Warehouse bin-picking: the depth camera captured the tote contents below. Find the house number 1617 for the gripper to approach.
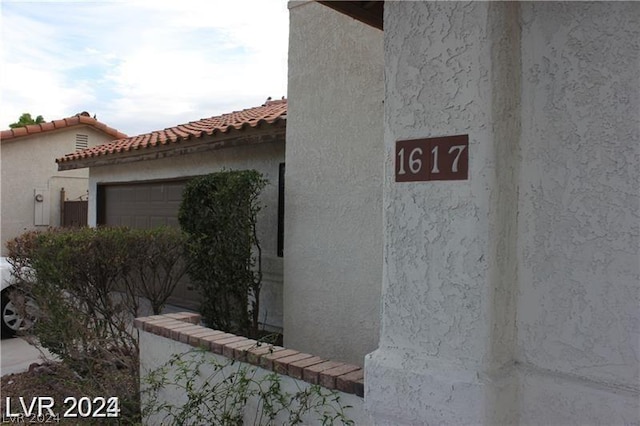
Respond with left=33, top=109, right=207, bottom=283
left=395, top=135, right=469, bottom=182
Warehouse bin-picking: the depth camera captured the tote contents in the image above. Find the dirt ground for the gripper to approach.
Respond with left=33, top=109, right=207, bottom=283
left=1, top=362, right=138, bottom=425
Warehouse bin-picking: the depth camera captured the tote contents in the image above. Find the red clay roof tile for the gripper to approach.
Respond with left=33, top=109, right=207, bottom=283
left=65, top=116, right=80, bottom=126
left=11, top=127, right=28, bottom=137
left=40, top=122, right=55, bottom=132
left=1, top=115, right=126, bottom=142
left=56, top=99, right=287, bottom=166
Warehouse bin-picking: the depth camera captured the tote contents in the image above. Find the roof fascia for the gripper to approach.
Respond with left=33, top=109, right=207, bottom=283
left=57, top=124, right=286, bottom=171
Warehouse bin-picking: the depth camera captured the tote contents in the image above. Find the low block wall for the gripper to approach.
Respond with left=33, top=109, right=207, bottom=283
left=135, top=313, right=367, bottom=425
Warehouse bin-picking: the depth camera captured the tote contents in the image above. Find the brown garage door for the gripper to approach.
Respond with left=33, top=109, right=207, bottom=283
left=98, top=180, right=187, bottom=228
left=97, top=179, right=198, bottom=310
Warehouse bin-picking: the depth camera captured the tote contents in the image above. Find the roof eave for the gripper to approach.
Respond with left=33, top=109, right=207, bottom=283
left=57, top=123, right=286, bottom=172
left=1, top=119, right=126, bottom=142
left=317, top=1, right=384, bottom=30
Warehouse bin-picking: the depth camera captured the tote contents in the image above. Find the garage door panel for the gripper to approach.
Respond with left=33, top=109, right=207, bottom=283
left=100, top=180, right=188, bottom=230
left=105, top=213, right=137, bottom=228
left=166, top=217, right=180, bottom=228
left=150, top=216, right=168, bottom=228
left=119, top=215, right=134, bottom=228
left=99, top=179, right=196, bottom=310
left=134, top=216, right=149, bottom=229
left=166, top=184, right=184, bottom=201
left=135, top=186, right=150, bottom=202
left=122, top=187, right=136, bottom=202
left=150, top=186, right=164, bottom=201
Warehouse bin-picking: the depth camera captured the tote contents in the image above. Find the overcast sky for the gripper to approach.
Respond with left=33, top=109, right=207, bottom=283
left=0, top=0, right=289, bottom=136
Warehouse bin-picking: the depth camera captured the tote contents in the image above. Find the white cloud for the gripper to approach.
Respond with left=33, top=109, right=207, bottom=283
left=0, top=0, right=288, bottom=135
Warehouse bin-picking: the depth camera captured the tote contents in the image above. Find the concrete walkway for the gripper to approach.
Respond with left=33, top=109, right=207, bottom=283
left=0, top=337, right=56, bottom=376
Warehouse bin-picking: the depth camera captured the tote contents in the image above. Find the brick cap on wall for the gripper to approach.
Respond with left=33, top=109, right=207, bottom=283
left=134, top=313, right=364, bottom=397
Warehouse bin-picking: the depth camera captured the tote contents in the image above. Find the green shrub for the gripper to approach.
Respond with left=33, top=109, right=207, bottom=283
left=178, top=170, right=267, bottom=338
left=122, top=227, right=190, bottom=316
left=7, top=227, right=140, bottom=421
left=9, top=228, right=130, bottom=361
left=6, top=226, right=190, bottom=424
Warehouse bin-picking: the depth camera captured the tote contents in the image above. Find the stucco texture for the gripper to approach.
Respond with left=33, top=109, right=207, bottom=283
left=367, top=3, right=521, bottom=424
left=1, top=126, right=113, bottom=255
left=138, top=330, right=368, bottom=425
left=379, top=0, right=520, bottom=366
left=366, top=1, right=639, bottom=424
left=284, top=1, right=384, bottom=366
left=517, top=1, right=640, bottom=419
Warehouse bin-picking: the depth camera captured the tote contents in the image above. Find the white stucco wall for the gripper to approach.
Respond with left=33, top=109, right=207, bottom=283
left=0, top=126, right=113, bottom=255
left=138, top=329, right=368, bottom=425
left=365, top=1, right=639, bottom=425
left=284, top=1, right=384, bottom=366
left=88, top=141, right=285, bottom=329
left=366, top=3, right=520, bottom=424
left=516, top=2, right=639, bottom=423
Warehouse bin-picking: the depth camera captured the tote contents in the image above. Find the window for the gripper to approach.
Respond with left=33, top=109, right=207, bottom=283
left=277, top=163, right=285, bottom=257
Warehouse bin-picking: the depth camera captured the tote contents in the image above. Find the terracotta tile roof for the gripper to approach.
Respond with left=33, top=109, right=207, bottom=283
left=56, top=99, right=287, bottom=166
left=1, top=114, right=127, bottom=142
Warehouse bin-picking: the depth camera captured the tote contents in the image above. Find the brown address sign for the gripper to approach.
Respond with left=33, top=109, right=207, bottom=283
left=395, top=135, right=469, bottom=182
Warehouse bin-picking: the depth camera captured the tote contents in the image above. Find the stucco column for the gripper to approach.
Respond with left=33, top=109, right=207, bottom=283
left=284, top=1, right=384, bottom=366
left=365, top=2, right=520, bottom=424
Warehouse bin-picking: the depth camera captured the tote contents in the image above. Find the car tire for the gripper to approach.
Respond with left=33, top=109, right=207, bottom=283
left=1, top=289, right=36, bottom=338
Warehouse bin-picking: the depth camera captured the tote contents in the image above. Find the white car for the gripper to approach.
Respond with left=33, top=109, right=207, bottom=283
left=1, top=257, right=36, bottom=337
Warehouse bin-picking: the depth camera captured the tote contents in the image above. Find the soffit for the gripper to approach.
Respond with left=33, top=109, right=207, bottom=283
left=317, top=1, right=384, bottom=30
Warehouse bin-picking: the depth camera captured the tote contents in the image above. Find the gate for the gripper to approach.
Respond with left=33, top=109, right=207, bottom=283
left=63, top=200, right=88, bottom=227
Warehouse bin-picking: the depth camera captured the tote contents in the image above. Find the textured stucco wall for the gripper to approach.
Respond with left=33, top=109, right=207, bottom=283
left=366, top=2, right=521, bottom=424
left=88, top=141, right=285, bottom=328
left=517, top=2, right=639, bottom=423
left=365, top=1, right=639, bottom=424
left=139, top=330, right=368, bottom=425
left=0, top=126, right=112, bottom=255
left=284, top=1, right=384, bottom=366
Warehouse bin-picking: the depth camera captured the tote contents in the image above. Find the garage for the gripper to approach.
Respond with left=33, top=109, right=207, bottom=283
left=96, top=178, right=198, bottom=309
left=97, top=179, right=189, bottom=228
left=57, top=99, right=287, bottom=328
